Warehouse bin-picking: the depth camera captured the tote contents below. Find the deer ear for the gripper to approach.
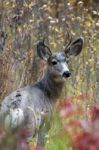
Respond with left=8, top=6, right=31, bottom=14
left=37, top=40, right=52, bottom=61
left=65, top=37, right=84, bottom=56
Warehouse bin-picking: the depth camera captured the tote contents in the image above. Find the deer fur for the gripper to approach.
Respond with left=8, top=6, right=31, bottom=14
left=0, top=37, right=84, bottom=146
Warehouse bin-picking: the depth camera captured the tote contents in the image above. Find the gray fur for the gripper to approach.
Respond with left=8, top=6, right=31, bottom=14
left=0, top=37, right=84, bottom=146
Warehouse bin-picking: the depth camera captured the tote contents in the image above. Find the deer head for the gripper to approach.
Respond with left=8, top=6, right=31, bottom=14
left=37, top=37, right=84, bottom=78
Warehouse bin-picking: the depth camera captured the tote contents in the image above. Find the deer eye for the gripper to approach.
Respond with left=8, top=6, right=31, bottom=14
left=52, top=60, right=57, bottom=65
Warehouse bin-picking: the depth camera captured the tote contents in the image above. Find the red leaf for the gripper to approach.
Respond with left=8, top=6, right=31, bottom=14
left=19, top=128, right=29, bottom=139
left=0, top=128, right=6, bottom=143
left=91, top=105, right=99, bottom=121
left=17, top=139, right=29, bottom=150
left=35, top=146, right=44, bottom=150
left=74, top=132, right=99, bottom=150
left=60, top=101, right=76, bottom=117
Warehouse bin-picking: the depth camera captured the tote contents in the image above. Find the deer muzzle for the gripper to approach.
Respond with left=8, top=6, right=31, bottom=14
left=62, top=71, right=71, bottom=78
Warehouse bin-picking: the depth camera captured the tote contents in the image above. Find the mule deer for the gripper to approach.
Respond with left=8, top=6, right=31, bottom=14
left=0, top=37, right=84, bottom=146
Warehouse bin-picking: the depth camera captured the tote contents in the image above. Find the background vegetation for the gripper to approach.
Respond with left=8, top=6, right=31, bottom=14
left=0, top=0, right=99, bottom=150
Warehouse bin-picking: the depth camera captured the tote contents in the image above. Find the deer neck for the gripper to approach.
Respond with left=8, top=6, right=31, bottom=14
left=38, top=69, right=65, bottom=100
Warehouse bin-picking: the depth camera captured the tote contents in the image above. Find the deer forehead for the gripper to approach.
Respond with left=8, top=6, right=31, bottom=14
left=50, top=52, right=66, bottom=61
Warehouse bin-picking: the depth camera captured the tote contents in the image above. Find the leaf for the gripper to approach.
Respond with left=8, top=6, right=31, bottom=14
left=60, top=101, right=77, bottom=118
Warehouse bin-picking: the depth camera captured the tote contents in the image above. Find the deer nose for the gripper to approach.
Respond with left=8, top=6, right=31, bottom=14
left=62, top=71, right=71, bottom=78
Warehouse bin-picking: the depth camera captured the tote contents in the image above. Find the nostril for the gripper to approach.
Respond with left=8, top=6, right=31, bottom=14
left=62, top=71, right=71, bottom=78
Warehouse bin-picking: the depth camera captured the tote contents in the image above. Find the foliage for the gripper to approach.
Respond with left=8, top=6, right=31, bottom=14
left=46, top=96, right=99, bottom=150
left=0, top=0, right=99, bottom=101
left=0, top=0, right=99, bottom=149
left=1, top=95, right=99, bottom=150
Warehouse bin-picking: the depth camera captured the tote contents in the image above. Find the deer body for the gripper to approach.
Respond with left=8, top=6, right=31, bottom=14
left=0, top=38, right=84, bottom=146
